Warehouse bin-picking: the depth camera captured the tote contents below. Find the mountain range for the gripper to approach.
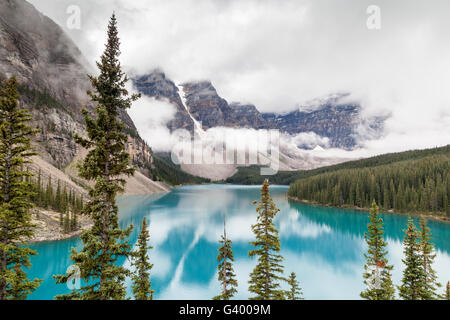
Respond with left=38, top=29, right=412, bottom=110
left=134, top=71, right=385, bottom=150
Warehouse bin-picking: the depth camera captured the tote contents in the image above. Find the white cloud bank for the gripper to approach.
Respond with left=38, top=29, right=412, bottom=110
left=29, top=0, right=450, bottom=156
left=127, top=95, right=178, bottom=151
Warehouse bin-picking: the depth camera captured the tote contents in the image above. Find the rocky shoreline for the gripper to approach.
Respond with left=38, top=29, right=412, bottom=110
left=27, top=208, right=92, bottom=243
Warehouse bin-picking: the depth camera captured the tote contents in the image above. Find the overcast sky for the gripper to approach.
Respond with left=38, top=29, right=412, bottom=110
left=28, top=0, right=450, bottom=153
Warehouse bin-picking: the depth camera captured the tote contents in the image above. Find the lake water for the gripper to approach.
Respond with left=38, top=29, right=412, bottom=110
left=27, top=185, right=450, bottom=300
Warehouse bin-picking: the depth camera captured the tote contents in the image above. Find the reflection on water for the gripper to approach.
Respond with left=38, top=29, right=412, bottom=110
left=27, top=185, right=450, bottom=300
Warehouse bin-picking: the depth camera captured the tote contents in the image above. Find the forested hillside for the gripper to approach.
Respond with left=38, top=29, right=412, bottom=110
left=288, top=149, right=449, bottom=217
left=152, top=153, right=210, bottom=185
left=226, top=145, right=449, bottom=186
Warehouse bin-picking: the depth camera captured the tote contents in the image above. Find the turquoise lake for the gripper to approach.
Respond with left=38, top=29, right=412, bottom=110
left=26, top=185, right=450, bottom=300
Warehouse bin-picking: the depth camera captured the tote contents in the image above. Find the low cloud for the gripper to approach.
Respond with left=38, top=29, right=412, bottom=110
left=29, top=0, right=450, bottom=157
left=127, top=95, right=177, bottom=151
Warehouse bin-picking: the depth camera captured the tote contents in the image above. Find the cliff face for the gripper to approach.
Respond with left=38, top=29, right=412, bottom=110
left=0, top=0, right=158, bottom=191
left=134, top=70, right=384, bottom=150
left=0, top=0, right=88, bottom=108
left=182, top=81, right=236, bottom=129
left=133, top=72, right=194, bottom=131
left=262, top=105, right=361, bottom=149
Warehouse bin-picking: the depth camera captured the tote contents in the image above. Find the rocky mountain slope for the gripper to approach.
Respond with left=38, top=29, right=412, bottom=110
left=0, top=0, right=168, bottom=196
left=182, top=81, right=237, bottom=128
left=229, top=102, right=268, bottom=129
left=133, top=71, right=194, bottom=132
left=262, top=105, right=360, bottom=149
left=134, top=70, right=385, bottom=150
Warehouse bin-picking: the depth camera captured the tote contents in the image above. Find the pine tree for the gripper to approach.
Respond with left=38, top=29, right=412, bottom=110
left=131, top=218, right=154, bottom=300
left=36, top=169, right=42, bottom=206
left=0, top=76, right=41, bottom=299
left=383, top=187, right=390, bottom=210
left=59, top=210, right=63, bottom=228
left=248, top=179, right=285, bottom=300
left=54, top=14, right=140, bottom=300
left=68, top=189, right=73, bottom=208
left=63, top=210, right=70, bottom=234
left=355, top=182, right=361, bottom=207
left=55, top=180, right=61, bottom=212
left=389, top=179, right=396, bottom=209
left=213, top=214, right=238, bottom=300
left=445, top=281, right=450, bottom=300
left=71, top=209, right=77, bottom=232
left=398, top=218, right=425, bottom=300
left=45, top=176, right=52, bottom=209
left=418, top=217, right=440, bottom=299
left=79, top=195, right=84, bottom=213
left=62, top=184, right=68, bottom=213
left=286, top=272, right=303, bottom=300
left=360, top=201, right=395, bottom=300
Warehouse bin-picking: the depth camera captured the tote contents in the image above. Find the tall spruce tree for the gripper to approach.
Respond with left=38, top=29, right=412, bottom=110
left=418, top=217, right=440, bottom=299
left=213, top=214, right=238, bottom=300
left=0, top=76, right=41, bottom=300
left=286, top=272, right=303, bottom=300
left=248, top=179, right=285, bottom=300
left=398, top=218, right=425, bottom=300
left=54, top=14, right=139, bottom=300
left=360, top=201, right=395, bottom=300
left=131, top=218, right=154, bottom=300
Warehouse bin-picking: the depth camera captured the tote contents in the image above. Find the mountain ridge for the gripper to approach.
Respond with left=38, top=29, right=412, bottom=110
left=133, top=70, right=385, bottom=150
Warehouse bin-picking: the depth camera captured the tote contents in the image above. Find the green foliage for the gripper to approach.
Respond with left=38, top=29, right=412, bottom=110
left=18, top=85, right=69, bottom=114
left=225, top=145, right=449, bottom=185
left=286, top=272, right=303, bottom=300
left=0, top=76, right=41, bottom=299
left=248, top=179, right=285, bottom=300
left=288, top=153, right=449, bottom=216
left=29, top=171, right=83, bottom=233
left=224, top=165, right=300, bottom=185
left=123, top=126, right=141, bottom=140
left=152, top=153, right=209, bottom=185
left=418, top=217, right=440, bottom=299
left=360, top=201, right=395, bottom=300
left=445, top=281, right=450, bottom=300
left=131, top=218, right=154, bottom=300
left=54, top=14, right=139, bottom=300
left=213, top=217, right=238, bottom=300
left=398, top=218, right=426, bottom=300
